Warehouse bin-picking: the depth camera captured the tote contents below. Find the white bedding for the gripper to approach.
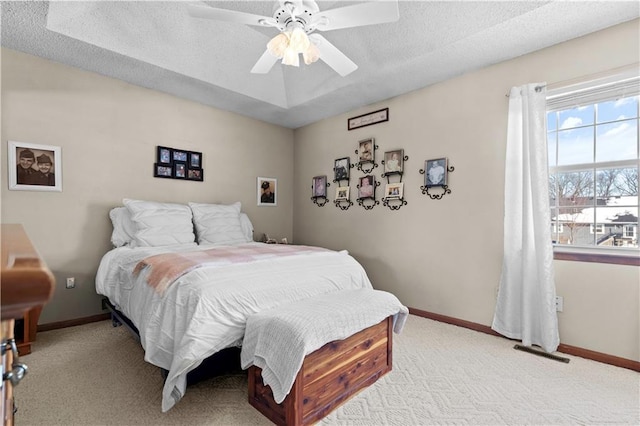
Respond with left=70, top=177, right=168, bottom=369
left=95, top=242, right=374, bottom=412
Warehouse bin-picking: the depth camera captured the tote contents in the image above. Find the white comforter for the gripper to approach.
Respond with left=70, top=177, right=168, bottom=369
left=95, top=242, right=373, bottom=412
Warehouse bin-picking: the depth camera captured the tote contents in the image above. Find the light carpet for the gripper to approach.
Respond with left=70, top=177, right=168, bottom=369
left=15, top=315, right=639, bottom=425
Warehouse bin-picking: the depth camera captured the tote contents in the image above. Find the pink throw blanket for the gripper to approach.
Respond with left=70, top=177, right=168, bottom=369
left=133, top=244, right=330, bottom=295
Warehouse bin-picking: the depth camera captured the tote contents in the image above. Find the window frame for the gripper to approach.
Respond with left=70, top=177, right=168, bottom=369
left=546, top=70, right=639, bottom=266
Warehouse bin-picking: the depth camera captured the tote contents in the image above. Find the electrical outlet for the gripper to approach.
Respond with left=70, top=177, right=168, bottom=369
left=66, top=277, right=75, bottom=289
left=555, top=296, right=564, bottom=312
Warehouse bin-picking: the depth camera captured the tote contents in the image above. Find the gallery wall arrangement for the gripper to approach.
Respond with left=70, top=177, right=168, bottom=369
left=154, top=145, right=203, bottom=181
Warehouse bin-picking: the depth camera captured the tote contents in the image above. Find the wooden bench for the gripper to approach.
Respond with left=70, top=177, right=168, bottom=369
left=248, top=316, right=393, bottom=426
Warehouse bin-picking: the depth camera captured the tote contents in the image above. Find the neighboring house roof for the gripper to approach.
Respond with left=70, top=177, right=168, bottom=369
left=554, top=196, right=638, bottom=224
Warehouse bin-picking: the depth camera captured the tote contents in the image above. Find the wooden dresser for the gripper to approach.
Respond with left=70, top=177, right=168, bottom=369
left=1, top=224, right=54, bottom=425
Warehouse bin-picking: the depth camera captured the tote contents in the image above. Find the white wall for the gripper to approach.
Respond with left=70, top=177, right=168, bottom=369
left=293, top=20, right=640, bottom=362
left=1, top=48, right=295, bottom=323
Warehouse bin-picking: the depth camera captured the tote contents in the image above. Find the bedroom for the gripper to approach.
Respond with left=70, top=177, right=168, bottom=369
left=0, top=0, right=638, bottom=424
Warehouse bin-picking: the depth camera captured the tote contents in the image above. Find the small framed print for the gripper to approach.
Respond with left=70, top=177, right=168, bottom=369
left=334, top=157, right=350, bottom=181
left=8, top=141, right=62, bottom=192
left=336, top=186, right=350, bottom=201
left=189, top=151, right=202, bottom=168
left=348, top=108, right=389, bottom=131
left=173, top=150, right=188, bottom=163
left=358, top=138, right=374, bottom=163
left=154, top=163, right=173, bottom=178
left=174, top=162, right=187, bottom=178
left=312, top=175, right=327, bottom=198
left=157, top=146, right=172, bottom=165
left=385, top=182, right=404, bottom=199
left=258, top=177, right=277, bottom=206
left=384, top=149, right=404, bottom=174
left=358, top=175, right=375, bottom=199
left=425, top=158, right=448, bottom=187
left=187, top=168, right=203, bottom=181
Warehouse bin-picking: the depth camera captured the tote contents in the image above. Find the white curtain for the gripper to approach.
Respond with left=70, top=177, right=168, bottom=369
left=491, top=83, right=559, bottom=353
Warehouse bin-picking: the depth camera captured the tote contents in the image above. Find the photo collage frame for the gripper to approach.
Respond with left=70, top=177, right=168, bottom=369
left=154, top=146, right=203, bottom=181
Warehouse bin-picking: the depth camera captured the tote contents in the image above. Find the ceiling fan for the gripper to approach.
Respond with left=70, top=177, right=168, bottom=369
left=187, top=0, right=400, bottom=77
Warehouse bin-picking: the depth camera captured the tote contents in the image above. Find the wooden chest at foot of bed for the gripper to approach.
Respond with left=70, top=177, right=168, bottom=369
left=248, top=316, right=393, bottom=426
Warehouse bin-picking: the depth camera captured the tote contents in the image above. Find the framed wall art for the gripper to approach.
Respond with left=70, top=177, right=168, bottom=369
left=384, top=149, right=404, bottom=174
left=358, top=175, right=375, bottom=199
left=334, top=157, right=350, bottom=181
left=385, top=182, right=404, bottom=199
left=154, top=145, right=203, bottom=181
left=358, top=138, right=374, bottom=163
left=425, top=158, right=448, bottom=187
left=8, top=140, right=62, bottom=192
left=312, top=175, right=327, bottom=198
left=348, top=108, right=389, bottom=131
left=336, top=186, right=350, bottom=201
left=258, top=177, right=277, bottom=206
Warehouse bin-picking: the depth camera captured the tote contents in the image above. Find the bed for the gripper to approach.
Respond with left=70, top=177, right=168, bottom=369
left=95, top=199, right=379, bottom=412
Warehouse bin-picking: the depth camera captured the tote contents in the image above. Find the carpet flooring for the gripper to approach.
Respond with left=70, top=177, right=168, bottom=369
left=14, top=315, right=639, bottom=425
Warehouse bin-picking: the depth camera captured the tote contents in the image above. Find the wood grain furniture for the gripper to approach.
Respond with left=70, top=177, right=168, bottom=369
left=248, top=316, right=393, bottom=426
left=1, top=224, right=55, bottom=425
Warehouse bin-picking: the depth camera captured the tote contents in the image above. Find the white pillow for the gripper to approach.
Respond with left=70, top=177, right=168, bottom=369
left=123, top=199, right=195, bottom=247
left=240, top=213, right=254, bottom=242
left=109, top=207, right=137, bottom=247
left=189, top=202, right=250, bottom=246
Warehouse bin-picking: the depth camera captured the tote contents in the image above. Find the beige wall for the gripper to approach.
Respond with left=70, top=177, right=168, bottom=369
left=1, top=48, right=294, bottom=323
left=293, top=20, right=640, bottom=362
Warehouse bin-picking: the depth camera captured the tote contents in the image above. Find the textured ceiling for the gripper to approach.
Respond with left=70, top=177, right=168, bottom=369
left=2, top=1, right=639, bottom=129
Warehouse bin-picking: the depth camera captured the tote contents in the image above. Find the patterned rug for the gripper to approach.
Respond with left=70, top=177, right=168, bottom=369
left=16, top=315, right=639, bottom=425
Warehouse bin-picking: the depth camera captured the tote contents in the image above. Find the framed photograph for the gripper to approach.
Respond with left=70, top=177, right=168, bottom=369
left=157, top=146, right=172, bottom=165
left=258, top=177, right=277, bottom=206
left=385, top=182, right=404, bottom=199
left=312, top=175, right=327, bottom=198
left=8, top=141, right=62, bottom=192
left=187, top=168, right=203, bottom=181
left=336, top=186, right=350, bottom=201
left=154, top=163, right=173, bottom=178
left=189, top=151, right=202, bottom=168
left=358, top=175, right=375, bottom=199
left=425, top=158, right=448, bottom=187
left=358, top=138, right=374, bottom=163
left=173, top=150, right=188, bottom=162
left=334, top=157, right=350, bottom=181
left=174, top=162, right=187, bottom=179
left=384, top=149, right=404, bottom=174
left=348, top=108, right=389, bottom=131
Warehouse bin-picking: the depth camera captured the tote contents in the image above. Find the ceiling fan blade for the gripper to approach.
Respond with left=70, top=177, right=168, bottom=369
left=309, top=34, right=357, bottom=77
left=313, top=0, right=399, bottom=32
left=187, top=4, right=276, bottom=27
left=250, top=50, right=279, bottom=74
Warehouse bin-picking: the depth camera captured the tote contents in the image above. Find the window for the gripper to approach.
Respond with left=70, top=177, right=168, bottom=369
left=547, top=71, right=639, bottom=255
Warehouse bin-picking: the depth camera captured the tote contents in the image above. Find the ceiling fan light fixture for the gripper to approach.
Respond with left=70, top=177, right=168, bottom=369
left=303, top=42, right=320, bottom=65
left=282, top=46, right=300, bottom=67
left=288, top=27, right=310, bottom=53
left=267, top=32, right=289, bottom=58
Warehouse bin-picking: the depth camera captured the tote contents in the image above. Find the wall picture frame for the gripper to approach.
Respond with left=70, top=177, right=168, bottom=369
left=154, top=163, right=173, bottom=178
left=334, top=157, right=350, bottom=181
left=336, top=186, right=350, bottom=201
left=189, top=151, right=202, bottom=168
left=174, top=162, right=187, bottom=179
left=187, top=168, right=203, bottom=181
left=358, top=175, right=375, bottom=199
left=384, top=149, right=404, bottom=174
left=425, top=158, right=448, bottom=187
left=358, top=138, right=374, bottom=163
left=173, top=150, right=188, bottom=162
left=312, top=175, right=327, bottom=198
left=385, top=182, right=404, bottom=199
left=157, top=146, right=172, bottom=165
left=258, top=177, right=277, bottom=206
left=348, top=108, right=389, bottom=131
left=8, top=140, right=62, bottom=192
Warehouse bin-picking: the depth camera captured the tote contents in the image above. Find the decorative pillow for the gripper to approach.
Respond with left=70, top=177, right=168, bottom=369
left=123, top=199, right=195, bottom=247
left=109, top=207, right=137, bottom=247
left=189, top=202, right=250, bottom=246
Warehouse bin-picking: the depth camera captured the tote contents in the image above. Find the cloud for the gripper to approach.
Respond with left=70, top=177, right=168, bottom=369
left=602, top=122, right=631, bottom=138
left=560, top=116, right=583, bottom=129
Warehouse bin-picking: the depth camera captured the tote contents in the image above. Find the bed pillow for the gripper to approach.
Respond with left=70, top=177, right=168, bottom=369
left=240, top=213, right=254, bottom=242
left=123, top=198, right=196, bottom=247
left=189, top=202, right=250, bottom=246
left=109, top=207, right=137, bottom=247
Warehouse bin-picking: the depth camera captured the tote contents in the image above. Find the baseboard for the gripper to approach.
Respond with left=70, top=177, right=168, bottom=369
left=37, top=313, right=111, bottom=332
left=408, top=307, right=640, bottom=373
